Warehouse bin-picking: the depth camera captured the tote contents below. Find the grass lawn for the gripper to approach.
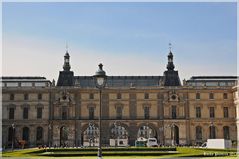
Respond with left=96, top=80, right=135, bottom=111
left=2, top=147, right=238, bottom=158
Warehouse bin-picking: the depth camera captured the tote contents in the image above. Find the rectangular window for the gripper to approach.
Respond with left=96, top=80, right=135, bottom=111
left=209, top=107, right=215, bottom=118
left=23, top=107, right=29, bottom=119
left=116, top=107, right=122, bottom=119
left=144, top=93, right=149, bottom=99
left=223, top=107, right=229, bottom=118
left=144, top=107, right=150, bottom=119
left=89, top=93, right=94, bottom=99
left=10, top=94, right=14, bottom=100
left=9, top=108, right=14, bottom=119
left=196, top=107, right=201, bottom=118
left=89, top=107, right=94, bottom=119
left=196, top=93, right=200, bottom=100
left=223, top=93, right=228, bottom=99
left=172, top=106, right=177, bottom=119
left=38, top=93, right=42, bottom=100
left=209, top=93, right=214, bottom=100
left=24, top=94, right=29, bottom=100
left=37, top=108, right=42, bottom=119
left=62, top=107, right=67, bottom=120
left=117, top=93, right=122, bottom=99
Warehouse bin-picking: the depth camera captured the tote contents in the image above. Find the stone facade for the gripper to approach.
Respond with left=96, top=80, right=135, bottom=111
left=2, top=51, right=238, bottom=148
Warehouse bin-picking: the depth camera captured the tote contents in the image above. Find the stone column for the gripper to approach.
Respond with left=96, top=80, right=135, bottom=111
left=29, top=125, right=35, bottom=147
left=128, top=122, right=138, bottom=146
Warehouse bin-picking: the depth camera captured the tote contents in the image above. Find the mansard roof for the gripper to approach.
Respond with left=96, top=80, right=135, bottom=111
left=189, top=76, right=237, bottom=80
left=186, top=76, right=238, bottom=87
left=74, top=76, right=162, bottom=88
left=2, top=76, right=46, bottom=80
left=1, top=76, right=48, bottom=82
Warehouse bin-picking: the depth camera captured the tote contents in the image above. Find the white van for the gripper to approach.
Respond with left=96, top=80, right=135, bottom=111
left=146, top=138, right=158, bottom=147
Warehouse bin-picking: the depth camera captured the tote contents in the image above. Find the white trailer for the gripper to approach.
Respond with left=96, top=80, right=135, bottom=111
left=109, top=139, right=128, bottom=147
left=146, top=138, right=158, bottom=147
left=206, top=139, right=232, bottom=149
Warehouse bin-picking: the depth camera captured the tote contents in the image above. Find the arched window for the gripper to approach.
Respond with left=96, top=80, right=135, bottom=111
left=196, top=126, right=202, bottom=140
left=60, top=126, right=68, bottom=146
left=223, top=126, right=230, bottom=139
left=209, top=126, right=216, bottom=139
left=60, top=126, right=68, bottom=141
left=22, top=127, right=29, bottom=141
left=138, top=125, right=155, bottom=139
left=36, top=127, right=43, bottom=141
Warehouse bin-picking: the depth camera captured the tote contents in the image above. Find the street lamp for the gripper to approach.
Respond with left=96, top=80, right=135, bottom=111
left=94, top=63, right=107, bottom=159
left=11, top=123, right=15, bottom=151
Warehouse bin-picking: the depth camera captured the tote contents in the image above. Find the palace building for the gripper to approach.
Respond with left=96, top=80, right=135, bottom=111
left=2, top=49, right=238, bottom=148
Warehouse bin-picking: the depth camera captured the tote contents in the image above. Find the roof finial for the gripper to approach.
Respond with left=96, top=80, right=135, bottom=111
left=169, top=42, right=172, bottom=52
left=66, top=41, right=68, bottom=53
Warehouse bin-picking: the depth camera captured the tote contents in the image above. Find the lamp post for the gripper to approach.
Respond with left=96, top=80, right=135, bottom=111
left=94, top=63, right=107, bottom=159
left=171, top=124, right=175, bottom=146
left=11, top=123, right=15, bottom=151
left=48, top=124, right=52, bottom=149
left=159, top=127, right=164, bottom=146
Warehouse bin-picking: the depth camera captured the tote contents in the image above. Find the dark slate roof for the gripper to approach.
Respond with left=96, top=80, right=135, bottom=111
left=2, top=76, right=46, bottom=79
left=1, top=76, right=50, bottom=82
left=74, top=76, right=162, bottom=88
left=162, top=70, right=181, bottom=86
left=56, top=71, right=74, bottom=86
left=189, top=76, right=238, bottom=80
left=186, top=76, right=238, bottom=87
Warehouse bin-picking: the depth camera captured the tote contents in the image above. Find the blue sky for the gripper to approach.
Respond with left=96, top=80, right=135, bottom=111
left=2, top=2, right=237, bottom=81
